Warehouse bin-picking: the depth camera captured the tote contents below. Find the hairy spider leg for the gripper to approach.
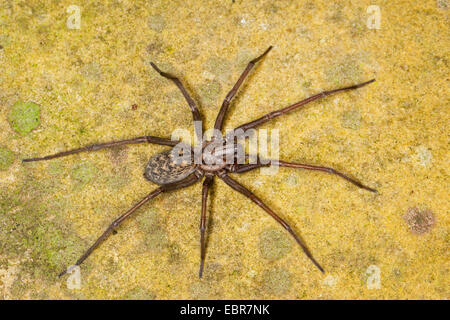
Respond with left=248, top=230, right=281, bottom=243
left=218, top=173, right=324, bottom=273
left=150, top=62, right=203, bottom=142
left=231, top=159, right=377, bottom=193
left=58, top=173, right=202, bottom=277
left=214, top=46, right=272, bottom=131
left=233, top=79, right=375, bottom=133
left=22, top=136, right=178, bottom=162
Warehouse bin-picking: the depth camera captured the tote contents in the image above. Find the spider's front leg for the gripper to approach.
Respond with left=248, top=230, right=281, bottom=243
left=214, top=46, right=272, bottom=131
left=233, top=79, right=375, bottom=134
left=149, top=62, right=203, bottom=141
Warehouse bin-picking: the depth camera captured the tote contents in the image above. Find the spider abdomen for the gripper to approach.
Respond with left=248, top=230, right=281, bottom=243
left=144, top=149, right=196, bottom=185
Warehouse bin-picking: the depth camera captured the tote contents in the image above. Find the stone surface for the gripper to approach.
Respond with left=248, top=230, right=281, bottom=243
left=0, top=0, right=447, bottom=299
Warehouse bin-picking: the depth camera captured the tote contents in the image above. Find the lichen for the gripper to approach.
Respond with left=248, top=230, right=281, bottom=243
left=404, top=207, right=436, bottom=235
left=325, top=57, right=362, bottom=85
left=199, top=80, right=222, bottom=107
left=71, top=162, right=97, bottom=189
left=136, top=209, right=169, bottom=251
left=190, top=281, right=212, bottom=300
left=261, top=267, right=292, bottom=295
left=81, top=62, right=102, bottom=81
left=124, top=287, right=156, bottom=300
left=341, top=109, right=362, bottom=130
left=259, top=228, right=292, bottom=261
left=147, top=15, right=166, bottom=33
left=205, top=56, right=232, bottom=81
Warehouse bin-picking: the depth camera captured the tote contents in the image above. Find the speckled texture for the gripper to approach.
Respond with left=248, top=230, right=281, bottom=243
left=0, top=0, right=448, bottom=299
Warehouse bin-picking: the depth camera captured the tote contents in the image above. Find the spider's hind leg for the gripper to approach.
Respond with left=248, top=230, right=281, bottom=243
left=218, top=173, right=325, bottom=273
left=199, top=176, right=213, bottom=278
left=231, top=158, right=377, bottom=193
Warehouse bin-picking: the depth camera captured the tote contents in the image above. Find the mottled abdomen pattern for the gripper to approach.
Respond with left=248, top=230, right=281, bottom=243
left=144, top=149, right=196, bottom=185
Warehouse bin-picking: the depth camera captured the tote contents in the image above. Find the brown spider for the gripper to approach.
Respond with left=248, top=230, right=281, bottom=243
left=23, top=46, right=376, bottom=278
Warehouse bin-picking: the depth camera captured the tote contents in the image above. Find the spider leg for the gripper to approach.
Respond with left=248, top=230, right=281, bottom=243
left=234, top=79, right=375, bottom=133
left=150, top=62, right=203, bottom=141
left=218, top=172, right=324, bottom=273
left=22, top=136, right=178, bottom=162
left=230, top=159, right=377, bottom=193
left=199, top=176, right=213, bottom=278
left=58, top=187, right=163, bottom=277
left=214, top=46, right=272, bottom=131
left=58, top=172, right=203, bottom=277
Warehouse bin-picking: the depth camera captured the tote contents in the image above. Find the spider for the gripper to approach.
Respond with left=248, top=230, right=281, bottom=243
left=23, top=46, right=376, bottom=278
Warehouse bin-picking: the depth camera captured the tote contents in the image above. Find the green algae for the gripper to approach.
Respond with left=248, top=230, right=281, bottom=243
left=8, top=101, right=41, bottom=135
left=0, top=146, right=15, bottom=170
left=0, top=183, right=84, bottom=282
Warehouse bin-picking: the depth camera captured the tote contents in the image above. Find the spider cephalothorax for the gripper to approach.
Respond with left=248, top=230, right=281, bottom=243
left=23, top=46, right=376, bottom=278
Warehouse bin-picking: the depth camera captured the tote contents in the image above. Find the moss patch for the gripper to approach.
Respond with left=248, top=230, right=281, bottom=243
left=8, top=101, right=41, bottom=135
left=0, top=146, right=15, bottom=170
